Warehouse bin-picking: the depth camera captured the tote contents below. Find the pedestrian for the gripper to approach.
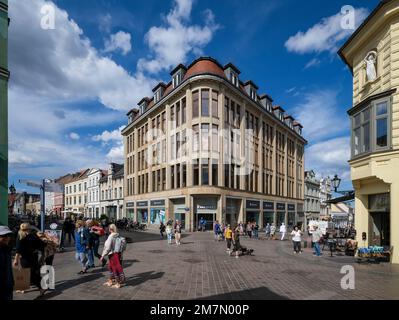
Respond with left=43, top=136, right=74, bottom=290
left=279, top=223, right=286, bottom=241
left=224, top=224, right=233, bottom=254
left=166, top=222, right=173, bottom=245
left=85, top=220, right=96, bottom=269
left=66, top=218, right=75, bottom=245
left=199, top=217, right=206, bottom=232
left=246, top=222, right=252, bottom=238
left=254, top=223, right=259, bottom=239
left=239, top=223, right=244, bottom=236
left=213, top=220, right=220, bottom=241
left=36, top=231, right=58, bottom=266
left=174, top=220, right=182, bottom=245
left=270, top=223, right=276, bottom=240
left=312, top=225, right=323, bottom=257
left=100, top=224, right=125, bottom=289
left=89, top=220, right=107, bottom=268
left=265, top=223, right=271, bottom=240
left=75, top=220, right=89, bottom=274
left=159, top=222, right=166, bottom=239
left=13, top=223, right=46, bottom=296
left=232, top=225, right=241, bottom=258
left=290, top=226, right=303, bottom=254
left=0, top=226, right=14, bottom=301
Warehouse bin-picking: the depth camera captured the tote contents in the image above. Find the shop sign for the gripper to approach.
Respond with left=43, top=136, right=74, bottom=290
left=246, top=200, right=260, bottom=210
left=126, top=202, right=134, bottom=208
left=197, top=204, right=217, bottom=210
left=137, top=201, right=148, bottom=207
left=288, top=204, right=295, bottom=211
left=277, top=203, right=286, bottom=211
left=263, top=201, right=274, bottom=210
left=151, top=200, right=165, bottom=207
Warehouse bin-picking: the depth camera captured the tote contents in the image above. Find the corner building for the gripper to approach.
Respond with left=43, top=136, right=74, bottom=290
left=122, top=57, right=307, bottom=231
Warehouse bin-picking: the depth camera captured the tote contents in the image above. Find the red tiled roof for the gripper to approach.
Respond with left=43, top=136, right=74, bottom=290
left=183, top=58, right=226, bottom=81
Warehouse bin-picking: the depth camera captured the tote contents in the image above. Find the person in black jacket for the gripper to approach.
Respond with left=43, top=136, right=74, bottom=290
left=0, top=226, right=14, bottom=301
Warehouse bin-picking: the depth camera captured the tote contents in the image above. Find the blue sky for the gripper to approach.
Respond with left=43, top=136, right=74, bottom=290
left=8, top=0, right=380, bottom=194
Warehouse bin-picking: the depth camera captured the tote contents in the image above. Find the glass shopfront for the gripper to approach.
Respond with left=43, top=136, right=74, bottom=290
left=287, top=204, right=296, bottom=230
left=263, top=201, right=274, bottom=228
left=226, top=198, right=241, bottom=226
left=194, top=197, right=218, bottom=231
left=246, top=200, right=260, bottom=225
left=137, top=201, right=148, bottom=224
left=172, top=198, right=187, bottom=230
left=369, top=193, right=390, bottom=246
left=276, top=203, right=286, bottom=227
left=150, top=200, right=166, bottom=225
left=126, top=202, right=134, bottom=220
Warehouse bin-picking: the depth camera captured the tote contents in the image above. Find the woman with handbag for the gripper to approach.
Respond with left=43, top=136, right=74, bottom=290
left=13, top=223, right=46, bottom=296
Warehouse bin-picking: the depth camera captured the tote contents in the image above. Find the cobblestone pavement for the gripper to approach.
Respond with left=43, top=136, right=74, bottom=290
left=14, top=231, right=399, bottom=300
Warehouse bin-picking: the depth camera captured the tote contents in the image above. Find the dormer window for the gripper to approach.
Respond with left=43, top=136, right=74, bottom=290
left=250, top=88, right=257, bottom=101
left=170, top=64, right=187, bottom=89
left=230, top=72, right=239, bottom=87
left=244, top=81, right=258, bottom=101
left=173, top=73, right=182, bottom=88
left=154, top=89, right=162, bottom=103
left=224, top=63, right=241, bottom=88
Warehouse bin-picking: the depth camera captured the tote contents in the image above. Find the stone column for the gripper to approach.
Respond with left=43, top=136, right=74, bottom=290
left=390, top=182, right=399, bottom=263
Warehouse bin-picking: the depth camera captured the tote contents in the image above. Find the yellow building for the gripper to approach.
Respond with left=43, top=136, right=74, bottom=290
left=339, top=0, right=399, bottom=263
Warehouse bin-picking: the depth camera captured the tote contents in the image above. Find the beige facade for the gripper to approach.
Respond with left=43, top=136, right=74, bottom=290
left=339, top=0, right=399, bottom=263
left=64, top=169, right=90, bottom=216
left=99, top=163, right=124, bottom=220
left=122, top=57, right=306, bottom=231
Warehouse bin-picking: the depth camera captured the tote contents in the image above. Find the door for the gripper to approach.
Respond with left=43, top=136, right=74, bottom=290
left=370, top=212, right=390, bottom=246
left=197, top=214, right=215, bottom=231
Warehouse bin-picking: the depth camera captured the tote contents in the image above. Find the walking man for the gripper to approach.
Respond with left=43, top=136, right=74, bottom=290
left=312, top=225, right=323, bottom=257
left=280, top=223, right=286, bottom=241
left=265, top=223, right=271, bottom=240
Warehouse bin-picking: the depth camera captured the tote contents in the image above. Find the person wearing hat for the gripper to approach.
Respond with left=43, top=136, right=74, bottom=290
left=0, top=226, right=14, bottom=300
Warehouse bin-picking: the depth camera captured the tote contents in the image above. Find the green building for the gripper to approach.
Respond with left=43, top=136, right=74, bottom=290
left=0, top=0, right=8, bottom=226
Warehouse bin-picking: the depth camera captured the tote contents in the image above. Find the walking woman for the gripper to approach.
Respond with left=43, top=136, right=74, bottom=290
left=224, top=224, right=233, bottom=254
left=166, top=222, right=173, bottom=245
left=174, top=220, right=182, bottom=245
left=160, top=222, right=166, bottom=239
left=75, top=220, right=89, bottom=274
left=101, top=224, right=125, bottom=289
left=290, top=226, right=303, bottom=254
left=13, top=223, right=46, bottom=296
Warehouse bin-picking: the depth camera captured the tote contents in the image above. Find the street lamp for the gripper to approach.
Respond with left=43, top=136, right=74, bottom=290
left=331, top=175, right=341, bottom=193
left=9, top=183, right=16, bottom=194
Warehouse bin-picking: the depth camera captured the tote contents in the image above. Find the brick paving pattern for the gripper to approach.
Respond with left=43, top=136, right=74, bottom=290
left=14, top=231, right=399, bottom=300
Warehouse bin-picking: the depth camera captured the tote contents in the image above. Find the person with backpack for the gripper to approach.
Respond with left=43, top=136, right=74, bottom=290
left=100, top=224, right=126, bottom=289
left=174, top=220, right=182, bottom=245
left=159, top=222, right=166, bottom=239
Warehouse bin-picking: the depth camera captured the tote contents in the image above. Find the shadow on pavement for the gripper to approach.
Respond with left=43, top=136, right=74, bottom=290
left=125, top=271, right=164, bottom=287
left=197, top=287, right=289, bottom=300
left=35, top=273, right=104, bottom=300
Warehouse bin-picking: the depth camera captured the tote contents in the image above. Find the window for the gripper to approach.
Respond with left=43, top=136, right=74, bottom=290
left=201, top=89, right=210, bottom=117
left=182, top=98, right=186, bottom=124
left=201, top=124, right=209, bottom=152
left=182, top=163, right=187, bottom=187
left=193, top=125, right=199, bottom=153
left=212, top=125, right=218, bottom=152
left=351, top=98, right=390, bottom=157
left=193, top=91, right=199, bottom=118
left=170, top=106, right=175, bottom=127
left=162, top=112, right=166, bottom=134
left=224, top=97, right=229, bottom=124
left=230, top=72, right=238, bottom=87
left=176, top=101, right=180, bottom=127
left=202, top=159, right=209, bottom=185
left=193, top=160, right=199, bottom=186
left=212, top=91, right=218, bottom=118
left=173, top=73, right=182, bottom=88
left=171, top=166, right=175, bottom=189
left=376, top=101, right=388, bottom=148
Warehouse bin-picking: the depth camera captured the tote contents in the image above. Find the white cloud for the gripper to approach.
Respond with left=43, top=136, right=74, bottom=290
left=106, top=143, right=124, bottom=163
left=138, top=0, right=219, bottom=74
left=285, top=8, right=369, bottom=54
left=305, top=137, right=351, bottom=182
left=69, top=132, right=80, bottom=140
left=286, top=87, right=297, bottom=94
left=9, top=0, right=154, bottom=111
left=104, top=31, right=132, bottom=55
left=99, top=13, right=112, bottom=33
left=92, top=126, right=124, bottom=143
left=292, top=90, right=348, bottom=142
left=304, top=58, right=321, bottom=69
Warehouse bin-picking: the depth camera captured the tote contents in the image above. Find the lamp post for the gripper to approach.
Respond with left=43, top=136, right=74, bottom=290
left=331, top=174, right=341, bottom=193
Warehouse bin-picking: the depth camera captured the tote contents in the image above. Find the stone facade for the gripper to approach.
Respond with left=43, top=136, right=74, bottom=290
left=64, top=169, right=90, bottom=216
left=122, top=57, right=307, bottom=231
left=99, top=163, right=124, bottom=220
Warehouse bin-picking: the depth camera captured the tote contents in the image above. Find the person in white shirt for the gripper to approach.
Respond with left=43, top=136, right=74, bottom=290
left=290, top=226, right=303, bottom=254
left=279, top=223, right=286, bottom=241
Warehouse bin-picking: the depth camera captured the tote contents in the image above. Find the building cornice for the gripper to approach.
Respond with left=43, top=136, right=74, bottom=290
left=347, top=88, right=396, bottom=115
left=122, top=73, right=307, bottom=144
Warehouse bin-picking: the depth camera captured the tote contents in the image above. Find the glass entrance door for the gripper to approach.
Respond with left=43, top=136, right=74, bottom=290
left=370, top=212, right=390, bottom=246
left=196, top=214, right=215, bottom=231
